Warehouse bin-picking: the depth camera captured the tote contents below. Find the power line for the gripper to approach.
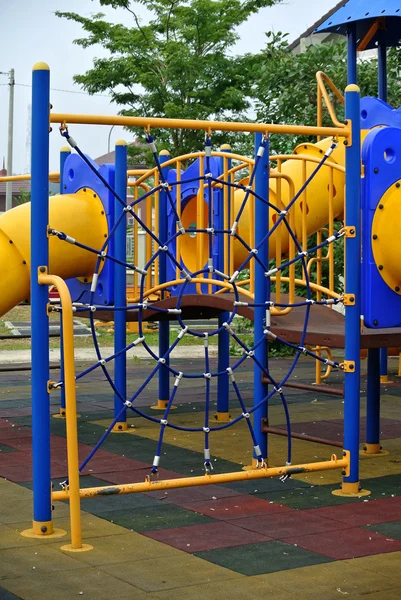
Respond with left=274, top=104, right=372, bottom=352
left=15, top=82, right=110, bottom=98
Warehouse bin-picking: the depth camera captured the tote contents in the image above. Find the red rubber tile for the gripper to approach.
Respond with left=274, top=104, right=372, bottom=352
left=306, top=496, right=401, bottom=526
left=180, top=494, right=293, bottom=520
left=144, top=520, right=272, bottom=553
left=230, top=510, right=347, bottom=538
left=0, top=427, right=32, bottom=440
left=0, top=452, right=32, bottom=468
left=283, top=527, right=401, bottom=559
left=156, top=484, right=241, bottom=505
left=0, top=408, right=33, bottom=418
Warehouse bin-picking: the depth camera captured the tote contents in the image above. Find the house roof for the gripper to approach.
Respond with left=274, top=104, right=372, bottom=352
left=315, top=0, right=401, bottom=49
left=288, top=0, right=346, bottom=50
left=0, top=181, right=30, bottom=196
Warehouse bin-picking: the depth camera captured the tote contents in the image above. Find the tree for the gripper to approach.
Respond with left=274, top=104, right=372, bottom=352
left=56, top=0, right=282, bottom=162
left=250, top=32, right=401, bottom=155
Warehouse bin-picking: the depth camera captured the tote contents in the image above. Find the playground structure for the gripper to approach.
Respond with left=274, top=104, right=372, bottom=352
left=2, top=0, right=401, bottom=552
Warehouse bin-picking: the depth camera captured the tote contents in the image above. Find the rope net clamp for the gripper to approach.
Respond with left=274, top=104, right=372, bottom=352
left=90, top=273, right=99, bottom=293
left=182, top=269, right=192, bottom=282
left=203, top=333, right=209, bottom=348
left=229, top=271, right=239, bottom=284
left=265, top=267, right=278, bottom=277
left=242, top=412, right=250, bottom=419
left=177, top=326, right=188, bottom=339
left=124, top=400, right=133, bottom=408
left=223, top=322, right=234, bottom=335
left=263, top=329, right=277, bottom=340
left=213, top=269, right=230, bottom=281
left=160, top=419, right=168, bottom=426
left=230, top=221, right=238, bottom=236
left=203, top=372, right=212, bottom=379
left=133, top=336, right=145, bottom=346
left=174, top=372, right=183, bottom=387
left=177, top=220, right=186, bottom=234
left=234, top=300, right=248, bottom=307
left=226, top=367, right=235, bottom=382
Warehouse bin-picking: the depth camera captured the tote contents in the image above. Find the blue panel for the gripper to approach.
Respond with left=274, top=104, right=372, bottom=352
left=315, top=0, right=401, bottom=49
left=361, top=126, right=401, bottom=328
left=62, top=153, right=115, bottom=305
left=166, top=156, right=221, bottom=295
left=360, top=97, right=401, bottom=129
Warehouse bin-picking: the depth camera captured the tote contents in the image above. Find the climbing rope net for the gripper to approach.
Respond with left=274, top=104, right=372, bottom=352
left=49, top=127, right=345, bottom=484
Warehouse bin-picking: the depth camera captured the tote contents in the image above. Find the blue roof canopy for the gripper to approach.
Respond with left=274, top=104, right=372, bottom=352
left=315, top=0, right=401, bottom=49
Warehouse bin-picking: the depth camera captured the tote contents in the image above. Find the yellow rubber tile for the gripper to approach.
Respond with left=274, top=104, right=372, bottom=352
left=0, top=545, right=85, bottom=579
left=0, top=478, right=69, bottom=524
left=99, top=554, right=243, bottom=592
left=344, top=551, right=401, bottom=583
left=51, top=531, right=184, bottom=566
left=1, top=567, right=149, bottom=600
left=254, top=559, right=397, bottom=599
left=0, top=523, right=53, bottom=551
left=151, top=577, right=297, bottom=600
left=354, top=588, right=401, bottom=599
left=13, top=512, right=129, bottom=542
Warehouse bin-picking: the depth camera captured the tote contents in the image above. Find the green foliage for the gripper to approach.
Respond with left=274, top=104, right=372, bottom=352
left=56, top=0, right=281, bottom=163
left=251, top=33, right=401, bottom=154
left=14, top=188, right=30, bottom=206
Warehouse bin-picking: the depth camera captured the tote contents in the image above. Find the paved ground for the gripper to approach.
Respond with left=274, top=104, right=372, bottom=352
left=1, top=354, right=401, bottom=599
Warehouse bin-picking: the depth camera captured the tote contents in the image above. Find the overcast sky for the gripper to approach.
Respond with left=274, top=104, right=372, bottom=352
left=0, top=0, right=337, bottom=173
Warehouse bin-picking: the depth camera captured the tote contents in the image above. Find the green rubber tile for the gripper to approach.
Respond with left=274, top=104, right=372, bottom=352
left=0, top=444, right=17, bottom=453
left=1, top=567, right=148, bottom=600
left=225, top=476, right=310, bottom=495
left=363, top=520, right=401, bottom=539
left=0, top=545, right=86, bottom=579
left=255, top=559, right=399, bottom=599
left=99, top=554, right=243, bottom=592
left=195, top=540, right=332, bottom=575
left=80, top=490, right=161, bottom=516
left=52, top=531, right=182, bottom=566
left=152, top=577, right=296, bottom=600
left=96, top=503, right=214, bottom=532
left=253, top=485, right=360, bottom=510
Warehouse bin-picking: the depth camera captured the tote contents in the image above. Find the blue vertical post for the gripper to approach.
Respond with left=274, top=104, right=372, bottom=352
left=347, top=23, right=357, bottom=85
left=253, top=132, right=269, bottom=463
left=113, top=141, right=128, bottom=431
left=58, top=146, right=70, bottom=418
left=364, top=30, right=388, bottom=452
left=29, top=63, right=53, bottom=534
left=216, top=145, right=231, bottom=422
left=341, top=85, right=364, bottom=494
left=365, top=347, right=381, bottom=454
left=156, top=150, right=170, bottom=409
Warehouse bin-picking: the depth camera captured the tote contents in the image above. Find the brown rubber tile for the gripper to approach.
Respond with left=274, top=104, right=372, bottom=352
left=283, top=528, right=401, bottom=559
left=229, top=510, right=348, bottom=539
left=177, top=494, right=294, bottom=520
left=145, top=520, right=272, bottom=552
left=306, top=496, right=401, bottom=526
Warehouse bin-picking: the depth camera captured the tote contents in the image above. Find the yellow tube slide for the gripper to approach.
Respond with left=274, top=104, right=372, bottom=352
left=233, top=136, right=346, bottom=267
left=0, top=188, right=107, bottom=317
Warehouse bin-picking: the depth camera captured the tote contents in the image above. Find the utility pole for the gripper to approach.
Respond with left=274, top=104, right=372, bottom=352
left=6, top=69, right=15, bottom=211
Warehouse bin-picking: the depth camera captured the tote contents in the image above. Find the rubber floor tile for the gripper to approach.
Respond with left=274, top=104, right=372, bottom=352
left=52, top=531, right=182, bottom=566
left=99, top=554, right=243, bottom=591
left=224, top=475, right=309, bottom=494
left=145, top=520, right=272, bottom=552
left=363, top=520, right=401, bottom=539
left=178, top=494, right=294, bottom=520
left=1, top=567, right=148, bottom=600
left=95, top=466, right=182, bottom=485
left=356, top=589, right=401, bottom=599
left=95, top=502, right=214, bottom=532
left=256, top=558, right=399, bottom=599
left=228, top=510, right=347, bottom=538
left=252, top=485, right=358, bottom=510
left=153, top=577, right=296, bottom=600
left=306, top=496, right=401, bottom=526
left=79, top=489, right=161, bottom=515
left=283, top=527, right=401, bottom=559
left=151, top=484, right=241, bottom=505
left=0, top=586, right=21, bottom=600
left=0, top=444, right=17, bottom=453
left=345, top=551, right=401, bottom=582
left=194, top=540, right=332, bottom=575
left=0, top=545, right=87, bottom=578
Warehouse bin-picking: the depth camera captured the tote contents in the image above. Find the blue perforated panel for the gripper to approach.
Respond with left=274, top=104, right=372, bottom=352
left=62, top=154, right=115, bottom=305
left=361, top=126, right=401, bottom=328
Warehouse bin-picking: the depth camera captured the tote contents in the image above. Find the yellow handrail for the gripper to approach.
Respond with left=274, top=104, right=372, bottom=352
left=316, top=71, right=345, bottom=135
left=38, top=272, right=83, bottom=550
